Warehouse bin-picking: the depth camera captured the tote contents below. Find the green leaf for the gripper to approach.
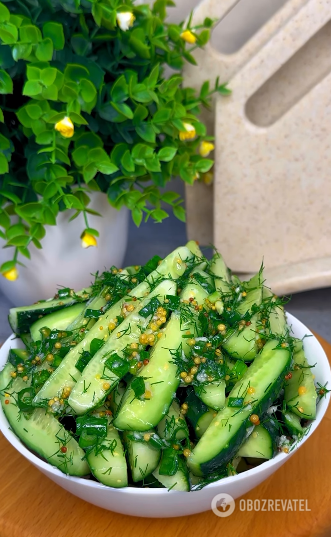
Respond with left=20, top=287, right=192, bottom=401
left=18, top=246, right=31, bottom=259
left=36, top=38, right=53, bottom=62
left=43, top=22, right=65, bottom=50
left=55, top=148, right=70, bottom=165
left=43, top=207, right=56, bottom=225
left=25, top=103, right=42, bottom=120
left=43, top=182, right=58, bottom=199
left=41, top=67, right=57, bottom=87
left=0, top=210, right=10, bottom=228
left=30, top=223, right=45, bottom=240
left=132, top=207, right=143, bottom=227
left=152, top=108, right=172, bottom=123
left=129, top=36, right=151, bottom=59
left=85, top=227, right=99, bottom=237
left=158, top=147, right=177, bottom=162
left=42, top=85, right=58, bottom=101
left=80, top=78, right=97, bottom=103
left=151, top=208, right=169, bottom=222
left=6, top=223, right=25, bottom=240
left=0, top=154, right=9, bottom=173
left=83, top=163, right=98, bottom=183
left=12, top=43, right=32, bottom=61
left=111, top=102, right=133, bottom=119
left=136, top=122, right=156, bottom=143
left=198, top=29, right=211, bottom=46
left=173, top=205, right=186, bottom=222
left=145, top=156, right=161, bottom=172
left=72, top=146, right=89, bottom=167
left=64, top=64, right=89, bottom=83
left=111, top=75, right=128, bottom=103
left=0, top=260, right=16, bottom=273
left=71, top=34, right=91, bottom=56
left=132, top=84, right=154, bottom=103
left=69, top=112, right=88, bottom=125
left=23, top=81, right=42, bottom=97
left=0, top=3, right=10, bottom=23
left=20, top=24, right=41, bottom=44
left=0, top=22, right=18, bottom=44
left=0, top=108, right=3, bottom=123
left=7, top=234, right=29, bottom=247
left=133, top=104, right=148, bottom=126
left=26, top=65, right=41, bottom=81
left=147, top=64, right=159, bottom=88
left=63, top=194, right=83, bottom=210
left=121, top=150, right=135, bottom=172
left=0, top=69, right=12, bottom=94
left=162, top=191, right=180, bottom=204
left=195, top=158, right=213, bottom=173
left=183, top=51, right=197, bottom=66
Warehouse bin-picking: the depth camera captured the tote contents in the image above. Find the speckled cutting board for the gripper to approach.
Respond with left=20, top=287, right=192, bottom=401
left=184, top=0, right=331, bottom=295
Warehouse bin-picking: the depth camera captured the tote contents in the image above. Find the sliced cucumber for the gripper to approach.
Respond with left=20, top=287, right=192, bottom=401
left=222, top=314, right=258, bottom=361
left=237, top=425, right=273, bottom=459
left=188, top=340, right=291, bottom=476
left=157, top=400, right=189, bottom=441
left=33, top=295, right=129, bottom=405
left=8, top=287, right=91, bottom=335
left=0, top=364, right=89, bottom=476
left=113, top=282, right=208, bottom=431
left=263, top=287, right=287, bottom=336
left=284, top=344, right=317, bottom=419
left=185, top=390, right=215, bottom=438
left=30, top=303, right=86, bottom=342
left=283, top=411, right=305, bottom=435
left=87, top=420, right=128, bottom=487
left=20, top=333, right=32, bottom=348
left=69, top=280, right=177, bottom=415
left=123, top=431, right=160, bottom=482
left=108, top=382, right=126, bottom=415
left=8, top=348, right=30, bottom=366
left=210, top=253, right=231, bottom=294
left=152, top=458, right=190, bottom=491
left=236, top=286, right=263, bottom=316
left=195, top=380, right=226, bottom=411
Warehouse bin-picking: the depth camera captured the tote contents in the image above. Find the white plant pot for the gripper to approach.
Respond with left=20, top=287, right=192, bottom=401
left=0, top=191, right=129, bottom=306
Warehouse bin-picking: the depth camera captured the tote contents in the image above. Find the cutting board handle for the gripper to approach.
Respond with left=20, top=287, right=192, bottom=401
left=226, top=0, right=331, bottom=104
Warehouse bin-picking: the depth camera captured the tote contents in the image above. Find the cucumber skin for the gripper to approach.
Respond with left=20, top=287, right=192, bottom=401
left=9, top=289, right=91, bottom=335
left=30, top=303, right=86, bottom=342
left=0, top=364, right=89, bottom=477
left=190, top=346, right=291, bottom=476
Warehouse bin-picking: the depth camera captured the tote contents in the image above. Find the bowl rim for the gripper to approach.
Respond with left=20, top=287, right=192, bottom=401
left=0, top=312, right=330, bottom=495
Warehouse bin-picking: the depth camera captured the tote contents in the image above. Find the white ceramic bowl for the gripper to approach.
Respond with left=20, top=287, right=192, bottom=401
left=0, top=312, right=330, bottom=518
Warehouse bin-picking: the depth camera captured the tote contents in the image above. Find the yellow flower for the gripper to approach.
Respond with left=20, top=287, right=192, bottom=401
left=179, top=123, right=196, bottom=141
left=81, top=232, right=98, bottom=249
left=180, top=30, right=197, bottom=44
left=117, top=12, right=135, bottom=31
left=55, top=116, right=74, bottom=138
left=199, top=141, right=215, bottom=157
left=202, top=171, right=214, bottom=185
left=2, top=267, right=18, bottom=281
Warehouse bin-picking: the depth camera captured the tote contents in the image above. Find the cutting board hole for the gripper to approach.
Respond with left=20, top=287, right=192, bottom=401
left=245, top=19, right=331, bottom=127
left=211, top=0, right=288, bottom=54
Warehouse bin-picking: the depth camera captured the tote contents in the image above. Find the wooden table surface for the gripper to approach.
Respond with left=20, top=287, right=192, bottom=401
left=1, top=334, right=331, bottom=537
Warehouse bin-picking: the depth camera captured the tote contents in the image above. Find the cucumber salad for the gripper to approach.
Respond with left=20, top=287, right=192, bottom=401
left=0, top=242, right=329, bottom=491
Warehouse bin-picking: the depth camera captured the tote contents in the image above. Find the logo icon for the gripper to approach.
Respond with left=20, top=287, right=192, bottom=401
left=211, top=493, right=236, bottom=517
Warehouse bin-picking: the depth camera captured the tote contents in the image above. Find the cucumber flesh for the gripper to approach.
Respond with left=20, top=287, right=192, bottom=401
left=152, top=458, right=190, bottom=492
left=157, top=400, right=189, bottom=441
left=30, top=303, right=86, bottom=342
left=0, top=364, right=89, bottom=476
left=8, top=287, right=91, bottom=335
left=237, top=424, right=273, bottom=459
left=283, top=411, right=305, bottom=435
left=263, top=287, right=287, bottom=336
left=188, top=340, right=291, bottom=476
left=284, top=346, right=317, bottom=419
left=33, top=295, right=129, bottom=404
left=195, top=380, right=226, bottom=411
left=123, top=431, right=160, bottom=482
left=113, top=282, right=208, bottom=431
left=87, top=420, right=128, bottom=487
left=210, top=254, right=231, bottom=294
left=185, top=389, right=215, bottom=438
left=196, top=410, right=215, bottom=438
left=69, top=280, right=177, bottom=415
left=222, top=314, right=258, bottom=361
left=8, top=348, right=30, bottom=366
